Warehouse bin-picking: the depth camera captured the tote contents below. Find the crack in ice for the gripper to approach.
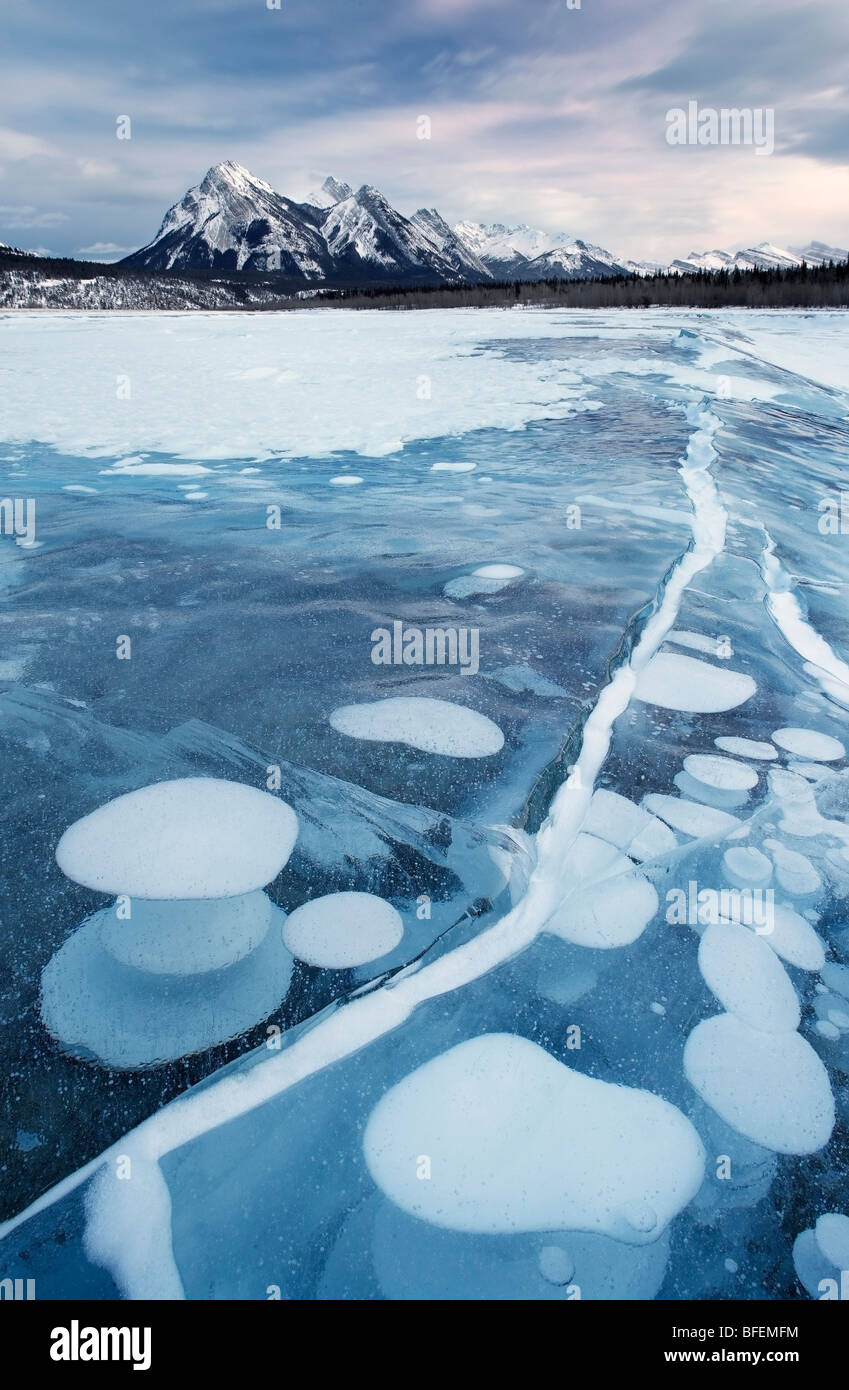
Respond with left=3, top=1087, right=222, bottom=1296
left=760, top=529, right=849, bottom=708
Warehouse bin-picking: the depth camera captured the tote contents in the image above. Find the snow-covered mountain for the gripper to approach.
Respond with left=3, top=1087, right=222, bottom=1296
left=319, top=184, right=463, bottom=283
left=454, top=221, right=570, bottom=273
left=121, top=161, right=333, bottom=279
left=305, top=176, right=354, bottom=210
left=450, top=221, right=627, bottom=281
left=410, top=209, right=492, bottom=281
left=668, top=241, right=847, bottom=275
left=791, top=240, right=848, bottom=267
left=122, top=165, right=479, bottom=286
left=517, top=241, right=628, bottom=281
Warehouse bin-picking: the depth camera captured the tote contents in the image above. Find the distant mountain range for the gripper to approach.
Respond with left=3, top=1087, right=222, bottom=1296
left=114, top=162, right=849, bottom=287
left=1, top=162, right=846, bottom=309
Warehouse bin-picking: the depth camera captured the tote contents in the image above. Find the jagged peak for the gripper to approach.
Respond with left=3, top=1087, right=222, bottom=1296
left=199, top=161, right=275, bottom=197
left=305, top=176, right=354, bottom=209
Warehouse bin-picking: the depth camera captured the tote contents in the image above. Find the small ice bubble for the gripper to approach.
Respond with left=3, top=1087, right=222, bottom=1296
left=538, top=1245, right=574, bottom=1286
left=815, top=1020, right=840, bottom=1040
left=620, top=1203, right=658, bottom=1234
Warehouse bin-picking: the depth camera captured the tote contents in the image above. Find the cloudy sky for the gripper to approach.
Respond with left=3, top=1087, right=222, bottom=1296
left=1, top=0, right=846, bottom=262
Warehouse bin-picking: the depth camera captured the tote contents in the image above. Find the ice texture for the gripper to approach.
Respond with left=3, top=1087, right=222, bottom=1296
left=2, top=309, right=849, bottom=1302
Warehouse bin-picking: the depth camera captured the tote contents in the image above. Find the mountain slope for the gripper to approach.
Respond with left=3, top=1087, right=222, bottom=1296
left=792, top=240, right=849, bottom=267
left=319, top=185, right=463, bottom=283
left=410, top=209, right=492, bottom=280
left=451, top=220, right=626, bottom=280
left=518, top=240, right=628, bottom=281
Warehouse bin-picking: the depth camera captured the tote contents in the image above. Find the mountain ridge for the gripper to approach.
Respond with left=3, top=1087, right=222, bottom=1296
left=4, top=161, right=846, bottom=294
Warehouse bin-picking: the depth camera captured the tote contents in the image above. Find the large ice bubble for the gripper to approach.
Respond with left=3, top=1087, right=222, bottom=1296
left=363, top=1033, right=705, bottom=1241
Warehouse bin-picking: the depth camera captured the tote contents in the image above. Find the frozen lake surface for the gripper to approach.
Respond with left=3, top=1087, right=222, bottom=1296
left=1, top=308, right=848, bottom=1300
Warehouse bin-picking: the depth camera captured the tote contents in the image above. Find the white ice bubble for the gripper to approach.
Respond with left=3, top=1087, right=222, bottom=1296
left=674, top=770, right=749, bottom=810
left=795, top=761, right=834, bottom=782
left=363, top=1034, right=705, bottom=1240
left=683, top=755, right=758, bottom=792
left=55, top=778, right=298, bottom=900
left=100, top=461, right=212, bottom=477
left=282, top=891, right=403, bottom=968
left=816, top=1019, right=840, bottom=1040
left=815, top=1213, right=849, bottom=1269
left=722, top=846, right=773, bottom=889
left=758, top=903, right=826, bottom=972
left=715, top=736, right=777, bottom=760
left=634, top=653, right=756, bottom=713
left=792, top=1227, right=833, bottom=1297
left=666, top=630, right=726, bottom=657
left=472, top=563, right=524, bottom=580
left=584, top=789, right=677, bottom=860
left=543, top=868, right=658, bottom=950
left=643, top=794, right=741, bottom=840
left=444, top=564, right=524, bottom=599
left=41, top=905, right=294, bottom=1069
left=698, top=922, right=800, bottom=1033
left=431, top=461, right=476, bottom=472
left=100, top=890, right=274, bottom=975
left=772, top=727, right=845, bottom=762
left=329, top=475, right=364, bottom=486
left=329, top=696, right=504, bottom=757
left=684, top=1013, right=834, bottom=1154
left=763, top=839, right=821, bottom=897
left=628, top=819, right=679, bottom=861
